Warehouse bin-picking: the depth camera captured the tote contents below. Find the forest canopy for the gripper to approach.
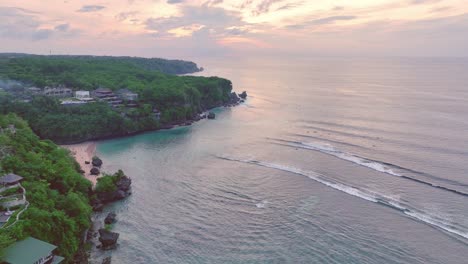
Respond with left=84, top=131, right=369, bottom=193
left=0, top=114, right=92, bottom=261
left=0, top=55, right=234, bottom=143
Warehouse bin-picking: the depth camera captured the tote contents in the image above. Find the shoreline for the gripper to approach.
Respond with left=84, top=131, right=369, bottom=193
left=61, top=141, right=100, bottom=186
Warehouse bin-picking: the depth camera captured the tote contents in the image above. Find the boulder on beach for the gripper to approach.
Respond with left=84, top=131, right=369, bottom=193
left=90, top=167, right=100, bottom=175
left=239, top=91, right=248, bottom=99
left=92, top=156, right=103, bottom=167
left=207, top=112, right=216, bottom=119
left=85, top=161, right=90, bottom=164
left=98, top=229, right=119, bottom=249
left=104, top=212, right=117, bottom=225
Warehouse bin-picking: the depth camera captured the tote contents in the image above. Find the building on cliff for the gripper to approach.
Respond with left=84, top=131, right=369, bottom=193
left=1, top=237, right=64, bottom=264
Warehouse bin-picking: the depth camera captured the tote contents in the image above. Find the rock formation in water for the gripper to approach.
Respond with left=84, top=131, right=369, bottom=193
left=98, top=229, right=119, bottom=249
left=239, top=91, right=248, bottom=99
left=104, top=212, right=117, bottom=225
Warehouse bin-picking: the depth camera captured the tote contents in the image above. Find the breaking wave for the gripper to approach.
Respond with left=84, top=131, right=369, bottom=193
left=270, top=138, right=468, bottom=197
left=217, top=155, right=468, bottom=241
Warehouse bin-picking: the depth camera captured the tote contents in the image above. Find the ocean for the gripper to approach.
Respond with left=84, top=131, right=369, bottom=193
left=92, top=57, right=468, bottom=263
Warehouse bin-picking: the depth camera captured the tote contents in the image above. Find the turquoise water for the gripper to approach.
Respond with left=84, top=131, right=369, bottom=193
left=93, top=57, right=468, bottom=263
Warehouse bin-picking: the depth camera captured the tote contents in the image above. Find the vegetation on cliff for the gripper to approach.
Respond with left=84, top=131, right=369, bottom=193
left=0, top=114, right=92, bottom=261
left=0, top=55, right=234, bottom=143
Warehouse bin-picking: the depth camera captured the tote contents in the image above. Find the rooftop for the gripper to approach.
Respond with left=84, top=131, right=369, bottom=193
left=94, top=88, right=113, bottom=93
left=2, top=237, right=61, bottom=264
left=0, top=174, right=23, bottom=184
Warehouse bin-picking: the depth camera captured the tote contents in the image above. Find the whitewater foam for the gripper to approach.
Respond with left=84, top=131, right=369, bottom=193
left=272, top=139, right=402, bottom=176
left=218, top=155, right=468, bottom=241
left=272, top=139, right=468, bottom=196
left=255, top=200, right=268, bottom=208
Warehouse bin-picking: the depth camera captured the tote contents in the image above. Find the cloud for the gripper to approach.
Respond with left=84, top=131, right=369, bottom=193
left=77, top=5, right=106, bottom=13
left=116, top=11, right=139, bottom=21
left=254, top=0, right=285, bottom=15
left=32, top=29, right=53, bottom=40
left=275, top=1, right=304, bottom=11
left=409, top=0, right=442, bottom=4
left=287, top=15, right=357, bottom=29
left=54, top=23, right=69, bottom=32
left=146, top=5, right=244, bottom=38
left=167, top=0, right=184, bottom=4
left=0, top=7, right=78, bottom=41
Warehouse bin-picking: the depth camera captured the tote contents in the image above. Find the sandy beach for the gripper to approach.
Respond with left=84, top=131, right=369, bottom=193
left=62, top=141, right=100, bottom=186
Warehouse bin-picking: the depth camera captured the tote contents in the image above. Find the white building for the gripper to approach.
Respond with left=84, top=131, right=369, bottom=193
left=74, top=91, right=93, bottom=101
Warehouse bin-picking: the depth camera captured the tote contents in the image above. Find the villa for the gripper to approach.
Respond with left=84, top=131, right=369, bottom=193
left=117, top=89, right=139, bottom=101
left=2, top=237, right=64, bottom=264
left=74, top=90, right=93, bottom=101
left=43, top=86, right=73, bottom=98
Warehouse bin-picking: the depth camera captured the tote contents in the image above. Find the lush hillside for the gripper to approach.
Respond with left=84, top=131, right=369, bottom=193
left=0, top=114, right=92, bottom=261
left=0, top=55, right=235, bottom=143
left=0, top=96, right=159, bottom=144
left=0, top=53, right=202, bottom=75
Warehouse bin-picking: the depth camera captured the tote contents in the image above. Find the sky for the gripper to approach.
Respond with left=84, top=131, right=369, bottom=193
left=1, top=0, right=468, bottom=58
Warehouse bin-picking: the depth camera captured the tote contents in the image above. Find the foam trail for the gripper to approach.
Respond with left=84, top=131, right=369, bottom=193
left=272, top=139, right=468, bottom=196
left=272, top=139, right=401, bottom=176
left=217, top=155, right=468, bottom=241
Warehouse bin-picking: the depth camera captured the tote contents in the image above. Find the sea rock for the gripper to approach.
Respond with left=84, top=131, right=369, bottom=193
left=104, top=212, right=117, bottom=225
left=93, top=203, right=104, bottom=212
left=79, top=169, right=85, bottom=174
left=92, top=157, right=103, bottom=167
left=85, top=161, right=90, bottom=164
left=90, top=167, right=100, bottom=175
left=97, top=176, right=132, bottom=203
left=116, top=176, right=132, bottom=191
left=229, top=92, right=240, bottom=105
left=207, top=112, right=216, bottom=119
left=98, top=229, right=119, bottom=249
left=115, top=190, right=126, bottom=199
left=239, top=91, right=248, bottom=99
left=102, top=257, right=112, bottom=264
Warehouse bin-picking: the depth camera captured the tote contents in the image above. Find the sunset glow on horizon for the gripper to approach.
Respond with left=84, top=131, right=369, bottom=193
left=1, top=0, right=468, bottom=58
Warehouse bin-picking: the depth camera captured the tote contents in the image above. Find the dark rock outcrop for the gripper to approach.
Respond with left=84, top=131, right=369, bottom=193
left=102, top=257, right=112, bottom=264
left=229, top=92, right=240, bottom=104
left=90, top=167, right=100, bottom=175
left=207, top=112, right=216, bottom=119
left=104, top=212, right=117, bottom=225
left=92, top=157, right=103, bottom=167
left=98, top=229, right=119, bottom=249
left=116, top=176, right=131, bottom=191
left=239, top=91, right=248, bottom=99
left=96, top=176, right=132, bottom=204
left=92, top=202, right=104, bottom=212
left=85, top=161, right=90, bottom=164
